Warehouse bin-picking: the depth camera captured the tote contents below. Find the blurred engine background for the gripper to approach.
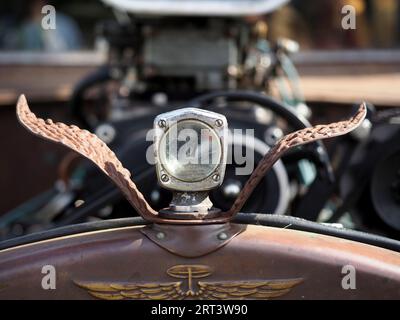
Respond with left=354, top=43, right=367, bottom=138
left=0, top=0, right=399, bottom=240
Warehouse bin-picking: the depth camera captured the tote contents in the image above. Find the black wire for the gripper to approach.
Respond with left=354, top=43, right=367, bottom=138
left=1, top=213, right=399, bottom=252
left=234, top=213, right=400, bottom=252
left=0, top=217, right=148, bottom=251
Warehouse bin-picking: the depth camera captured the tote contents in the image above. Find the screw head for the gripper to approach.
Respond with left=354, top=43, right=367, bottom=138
left=158, top=119, right=167, bottom=128
left=156, top=232, right=165, bottom=240
left=218, top=232, right=228, bottom=240
left=161, top=174, right=169, bottom=182
left=212, top=174, right=220, bottom=182
left=215, top=119, right=224, bottom=127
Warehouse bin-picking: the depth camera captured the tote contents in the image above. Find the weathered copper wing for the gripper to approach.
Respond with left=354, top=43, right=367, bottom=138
left=16, top=95, right=158, bottom=222
left=223, top=103, right=367, bottom=217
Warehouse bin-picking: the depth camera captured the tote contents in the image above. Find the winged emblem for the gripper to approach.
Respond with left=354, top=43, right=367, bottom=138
left=16, top=95, right=367, bottom=223
left=74, top=265, right=303, bottom=300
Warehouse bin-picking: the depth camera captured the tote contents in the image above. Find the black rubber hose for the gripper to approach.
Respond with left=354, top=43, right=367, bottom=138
left=188, top=90, right=334, bottom=182
left=234, top=213, right=400, bottom=252
left=1, top=213, right=399, bottom=252
left=189, top=90, right=311, bottom=128
left=69, top=65, right=112, bottom=129
left=0, top=217, right=148, bottom=251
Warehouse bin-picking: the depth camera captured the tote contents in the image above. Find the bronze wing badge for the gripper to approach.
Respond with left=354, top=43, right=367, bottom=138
left=197, top=279, right=303, bottom=300
left=74, top=281, right=184, bottom=300
left=74, top=265, right=303, bottom=300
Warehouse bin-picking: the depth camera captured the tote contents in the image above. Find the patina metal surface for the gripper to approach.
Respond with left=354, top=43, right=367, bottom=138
left=140, top=223, right=246, bottom=258
left=0, top=223, right=399, bottom=299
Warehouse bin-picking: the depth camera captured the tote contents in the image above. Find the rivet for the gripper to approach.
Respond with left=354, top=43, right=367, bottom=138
left=212, top=174, right=220, bottom=182
left=156, top=232, right=165, bottom=240
left=218, top=232, right=228, bottom=240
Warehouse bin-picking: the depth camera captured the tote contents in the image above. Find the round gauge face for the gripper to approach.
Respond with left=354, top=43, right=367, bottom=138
left=159, top=120, right=222, bottom=182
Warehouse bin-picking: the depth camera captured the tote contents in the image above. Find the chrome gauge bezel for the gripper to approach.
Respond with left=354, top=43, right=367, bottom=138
left=154, top=108, right=228, bottom=191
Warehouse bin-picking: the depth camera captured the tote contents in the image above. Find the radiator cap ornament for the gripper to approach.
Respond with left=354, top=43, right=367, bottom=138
left=16, top=95, right=367, bottom=224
